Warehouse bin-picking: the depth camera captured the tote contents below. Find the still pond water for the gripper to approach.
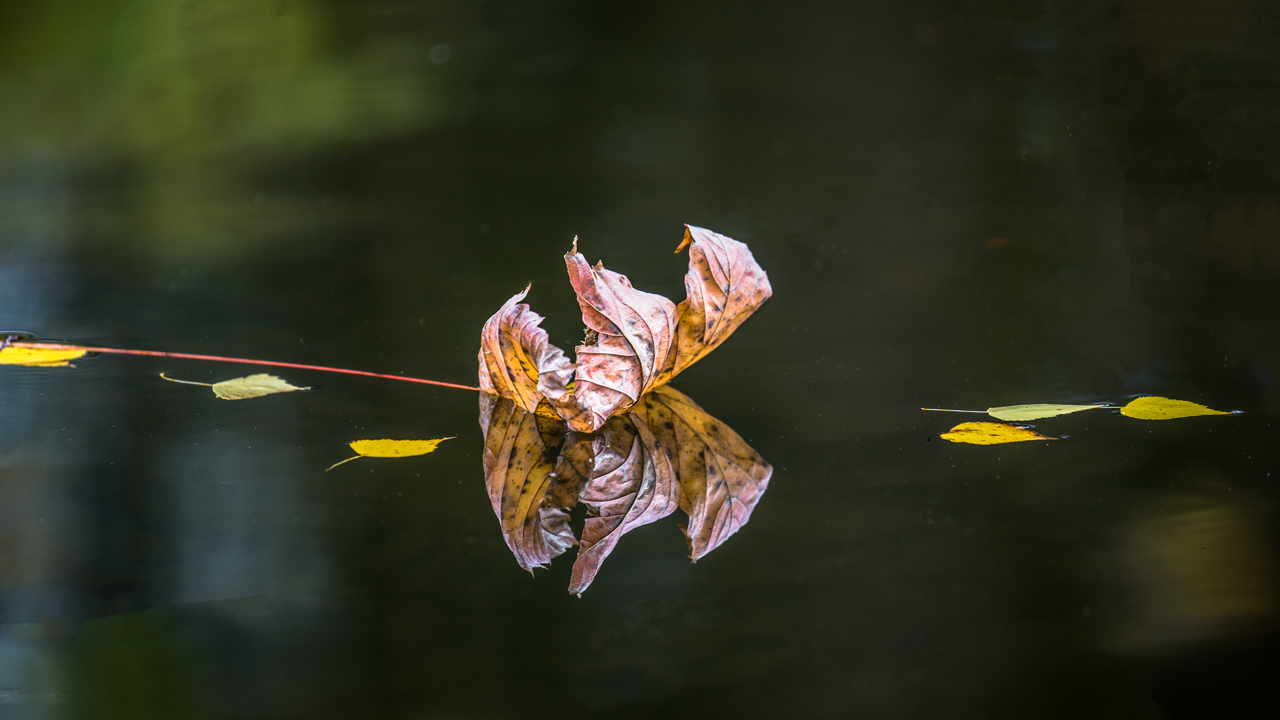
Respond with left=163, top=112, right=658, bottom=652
left=3, top=1, right=1280, bottom=718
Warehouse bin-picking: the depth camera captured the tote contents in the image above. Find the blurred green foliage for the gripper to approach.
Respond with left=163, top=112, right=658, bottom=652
left=0, top=0, right=458, bottom=260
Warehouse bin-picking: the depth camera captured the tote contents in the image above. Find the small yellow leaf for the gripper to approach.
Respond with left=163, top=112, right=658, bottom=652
left=987, top=403, right=1107, bottom=422
left=326, top=437, right=455, bottom=471
left=160, top=373, right=309, bottom=400
left=938, top=422, right=1059, bottom=445
left=1120, top=396, right=1235, bottom=421
left=0, top=346, right=87, bottom=367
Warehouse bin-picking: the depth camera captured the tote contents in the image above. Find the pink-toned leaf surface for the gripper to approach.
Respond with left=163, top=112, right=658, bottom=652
left=477, top=286, right=574, bottom=414
left=631, top=385, right=772, bottom=560
left=474, top=225, right=773, bottom=591
left=479, top=394, right=577, bottom=573
left=564, top=242, right=678, bottom=432
left=567, top=415, right=679, bottom=595
left=476, top=226, right=770, bottom=430
left=654, top=225, right=774, bottom=386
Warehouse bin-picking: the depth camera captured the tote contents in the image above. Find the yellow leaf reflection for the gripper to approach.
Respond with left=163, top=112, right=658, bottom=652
left=1119, top=396, right=1236, bottom=420
left=938, top=422, right=1059, bottom=445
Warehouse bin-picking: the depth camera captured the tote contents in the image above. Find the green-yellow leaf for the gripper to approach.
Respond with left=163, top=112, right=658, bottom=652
left=326, top=437, right=455, bottom=471
left=160, top=373, right=309, bottom=400
left=923, top=403, right=1106, bottom=421
left=938, top=422, right=1059, bottom=446
left=986, top=403, right=1107, bottom=422
left=0, top=346, right=87, bottom=367
left=1120, top=396, right=1236, bottom=421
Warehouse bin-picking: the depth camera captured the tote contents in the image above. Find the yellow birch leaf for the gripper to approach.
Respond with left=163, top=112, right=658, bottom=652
left=326, top=437, right=455, bottom=471
left=0, top=346, right=88, bottom=367
left=923, top=403, right=1106, bottom=421
left=938, top=422, right=1059, bottom=445
left=1120, top=396, right=1235, bottom=420
left=986, top=403, right=1107, bottom=422
left=160, top=373, right=309, bottom=400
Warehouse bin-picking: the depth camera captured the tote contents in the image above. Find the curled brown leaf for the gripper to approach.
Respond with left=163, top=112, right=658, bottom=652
left=564, top=241, right=679, bottom=431
left=655, top=225, right=774, bottom=387
left=476, top=225, right=771, bottom=432
left=477, top=286, right=574, bottom=414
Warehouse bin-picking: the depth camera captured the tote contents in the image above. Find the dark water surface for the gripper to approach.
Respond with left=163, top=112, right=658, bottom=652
left=4, top=1, right=1280, bottom=718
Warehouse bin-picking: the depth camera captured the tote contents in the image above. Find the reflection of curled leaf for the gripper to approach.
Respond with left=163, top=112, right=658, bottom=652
left=568, top=415, right=679, bottom=596
left=632, top=385, right=772, bottom=561
left=479, top=384, right=771, bottom=594
left=480, top=394, right=578, bottom=572
left=0, top=346, right=87, bottom=367
left=1120, top=396, right=1235, bottom=420
left=476, top=226, right=771, bottom=432
left=938, top=422, right=1058, bottom=445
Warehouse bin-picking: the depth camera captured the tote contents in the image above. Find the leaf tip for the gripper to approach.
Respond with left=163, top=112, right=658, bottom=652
left=675, top=225, right=693, bottom=253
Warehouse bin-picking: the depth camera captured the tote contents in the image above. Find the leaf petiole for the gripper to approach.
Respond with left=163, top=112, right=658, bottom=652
left=158, top=373, right=214, bottom=387
left=325, top=456, right=363, bottom=472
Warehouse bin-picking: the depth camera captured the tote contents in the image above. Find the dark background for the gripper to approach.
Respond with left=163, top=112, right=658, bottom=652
left=3, top=0, right=1280, bottom=718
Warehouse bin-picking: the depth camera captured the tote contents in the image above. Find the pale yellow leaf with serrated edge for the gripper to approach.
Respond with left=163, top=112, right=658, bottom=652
left=211, top=374, right=309, bottom=400
left=938, top=422, right=1058, bottom=446
left=1120, top=396, right=1235, bottom=420
left=0, top=346, right=87, bottom=367
left=326, top=437, right=455, bottom=471
left=987, top=403, right=1107, bottom=422
left=160, top=373, right=309, bottom=400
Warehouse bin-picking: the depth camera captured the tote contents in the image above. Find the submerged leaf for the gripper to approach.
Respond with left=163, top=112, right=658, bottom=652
left=1120, top=396, right=1235, bottom=420
left=326, top=437, right=454, bottom=471
left=0, top=346, right=87, bottom=367
left=631, top=384, right=772, bottom=561
left=986, top=403, right=1106, bottom=422
left=160, top=373, right=309, bottom=400
left=938, top=422, right=1058, bottom=445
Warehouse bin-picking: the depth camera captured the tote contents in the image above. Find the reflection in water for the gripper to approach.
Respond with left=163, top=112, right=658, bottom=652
left=1108, top=502, right=1276, bottom=652
left=480, top=385, right=771, bottom=595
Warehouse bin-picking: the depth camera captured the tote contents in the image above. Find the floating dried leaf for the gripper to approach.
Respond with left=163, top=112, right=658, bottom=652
left=922, top=403, right=1106, bottom=422
left=0, top=346, right=87, bottom=367
left=160, top=372, right=309, bottom=400
left=326, top=437, right=454, bottom=471
left=1120, top=396, right=1235, bottom=421
left=938, top=422, right=1059, bottom=445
